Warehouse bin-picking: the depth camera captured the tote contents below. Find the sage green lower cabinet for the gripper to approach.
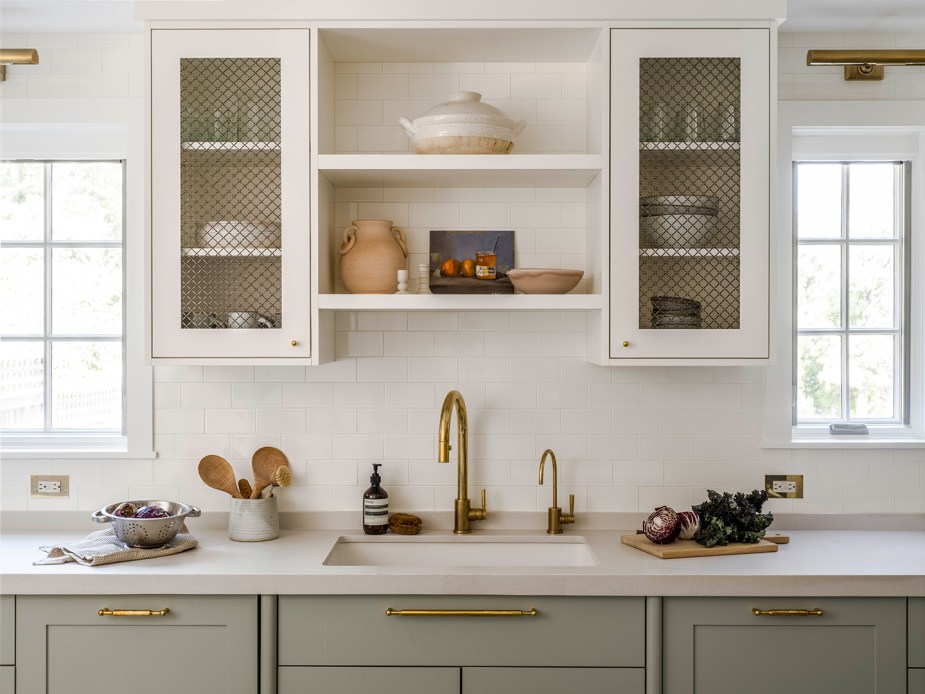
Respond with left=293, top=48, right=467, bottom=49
left=2, top=596, right=13, bottom=694
left=912, top=598, right=925, bottom=693
left=278, top=595, right=645, bottom=694
left=16, top=595, right=257, bottom=694
left=663, top=597, right=906, bottom=694
left=461, top=667, right=644, bottom=694
left=279, top=667, right=458, bottom=694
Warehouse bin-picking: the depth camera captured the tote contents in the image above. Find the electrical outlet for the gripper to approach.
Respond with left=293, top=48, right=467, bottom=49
left=30, top=475, right=69, bottom=498
left=764, top=474, right=803, bottom=499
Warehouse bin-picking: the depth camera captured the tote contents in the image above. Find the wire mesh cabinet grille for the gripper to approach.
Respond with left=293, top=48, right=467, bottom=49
left=150, top=29, right=311, bottom=360
left=609, top=29, right=770, bottom=360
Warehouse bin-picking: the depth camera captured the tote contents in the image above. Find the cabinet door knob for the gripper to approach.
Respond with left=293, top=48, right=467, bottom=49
left=622, top=341, right=630, bottom=347
left=291, top=340, right=298, bottom=347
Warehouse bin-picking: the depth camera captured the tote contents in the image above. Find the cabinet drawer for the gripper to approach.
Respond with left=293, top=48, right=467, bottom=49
left=279, top=595, right=644, bottom=667
left=280, top=666, right=458, bottom=694
left=17, top=595, right=257, bottom=694
left=0, top=596, right=12, bottom=665
left=911, top=597, right=924, bottom=668
left=664, top=597, right=906, bottom=694
left=462, top=667, right=644, bottom=694
left=0, top=666, right=13, bottom=694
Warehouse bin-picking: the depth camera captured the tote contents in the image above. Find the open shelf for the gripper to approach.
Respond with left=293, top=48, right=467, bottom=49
left=318, top=293, right=603, bottom=311
left=182, top=142, right=281, bottom=151
left=317, top=154, right=602, bottom=188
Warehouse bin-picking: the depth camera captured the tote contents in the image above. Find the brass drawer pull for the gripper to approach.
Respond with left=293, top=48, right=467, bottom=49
left=386, top=608, right=538, bottom=617
left=752, top=608, right=823, bottom=617
left=98, top=608, right=170, bottom=617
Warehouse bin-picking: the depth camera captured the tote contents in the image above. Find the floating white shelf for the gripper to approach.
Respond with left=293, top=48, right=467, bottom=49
left=182, top=248, right=282, bottom=257
left=639, top=248, right=740, bottom=258
left=317, top=293, right=603, bottom=311
left=317, top=153, right=603, bottom=188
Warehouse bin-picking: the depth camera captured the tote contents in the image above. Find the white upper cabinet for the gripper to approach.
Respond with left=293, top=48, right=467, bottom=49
left=607, top=29, right=771, bottom=362
left=149, top=29, right=311, bottom=362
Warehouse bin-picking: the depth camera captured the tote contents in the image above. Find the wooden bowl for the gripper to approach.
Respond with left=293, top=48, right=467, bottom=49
left=507, top=268, right=583, bottom=294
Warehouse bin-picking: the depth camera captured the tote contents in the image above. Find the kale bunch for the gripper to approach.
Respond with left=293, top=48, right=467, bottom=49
left=692, top=489, right=773, bottom=548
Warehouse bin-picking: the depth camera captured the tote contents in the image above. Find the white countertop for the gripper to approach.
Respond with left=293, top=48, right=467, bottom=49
left=2, top=527, right=923, bottom=597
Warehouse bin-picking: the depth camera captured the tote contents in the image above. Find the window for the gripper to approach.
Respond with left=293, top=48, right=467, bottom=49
left=0, top=160, right=125, bottom=445
left=793, top=161, right=909, bottom=427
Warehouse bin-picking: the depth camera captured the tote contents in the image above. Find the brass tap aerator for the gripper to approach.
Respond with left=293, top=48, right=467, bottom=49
left=437, top=389, right=487, bottom=534
left=538, top=448, right=575, bottom=535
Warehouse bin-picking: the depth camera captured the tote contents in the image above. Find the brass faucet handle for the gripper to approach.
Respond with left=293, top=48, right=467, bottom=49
left=469, top=488, right=488, bottom=521
left=562, top=493, right=576, bottom=525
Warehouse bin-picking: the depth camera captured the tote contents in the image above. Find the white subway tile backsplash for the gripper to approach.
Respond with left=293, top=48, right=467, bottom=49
left=561, top=409, right=611, bottom=435
left=204, top=409, right=255, bottom=434
left=458, top=73, right=511, bottom=99
left=408, top=73, right=459, bottom=97
left=358, top=408, right=408, bottom=434
left=231, top=383, right=282, bottom=409
left=511, top=73, right=561, bottom=99
left=181, top=382, right=232, bottom=408
left=255, top=409, right=307, bottom=434
left=280, top=434, right=334, bottom=461
left=588, top=435, right=639, bottom=461
left=356, top=356, right=410, bottom=382
left=435, top=331, right=486, bottom=357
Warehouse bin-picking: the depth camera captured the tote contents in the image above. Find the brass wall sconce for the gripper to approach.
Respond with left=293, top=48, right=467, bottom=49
left=0, top=48, right=40, bottom=82
left=806, top=49, right=925, bottom=81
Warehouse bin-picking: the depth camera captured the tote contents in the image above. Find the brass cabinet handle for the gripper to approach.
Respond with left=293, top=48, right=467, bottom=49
left=98, top=608, right=170, bottom=617
left=752, top=608, right=823, bottom=617
left=622, top=341, right=630, bottom=347
left=385, top=608, right=538, bottom=617
left=291, top=340, right=298, bottom=347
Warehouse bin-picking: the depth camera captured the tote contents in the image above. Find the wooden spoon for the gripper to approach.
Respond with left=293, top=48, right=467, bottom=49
left=198, top=454, right=242, bottom=498
left=250, top=447, right=289, bottom=499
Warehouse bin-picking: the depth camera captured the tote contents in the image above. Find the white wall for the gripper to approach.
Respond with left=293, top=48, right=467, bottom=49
left=1, top=31, right=923, bottom=520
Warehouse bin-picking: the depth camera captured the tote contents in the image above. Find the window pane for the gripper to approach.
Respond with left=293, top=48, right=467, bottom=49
left=52, top=248, right=122, bottom=335
left=51, top=162, right=122, bottom=241
left=797, top=163, right=842, bottom=238
left=848, top=163, right=895, bottom=238
left=797, top=245, right=841, bottom=329
left=849, top=334, right=895, bottom=419
left=51, top=341, right=122, bottom=430
left=0, top=162, right=45, bottom=241
left=849, top=245, right=894, bottom=329
left=797, top=335, right=842, bottom=420
left=0, top=248, right=44, bottom=335
left=0, top=341, right=45, bottom=429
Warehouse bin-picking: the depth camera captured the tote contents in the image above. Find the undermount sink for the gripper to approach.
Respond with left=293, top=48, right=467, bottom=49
left=323, top=535, right=599, bottom=567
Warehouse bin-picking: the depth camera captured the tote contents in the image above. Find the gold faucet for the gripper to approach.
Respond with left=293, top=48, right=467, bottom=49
left=538, top=449, right=575, bottom=534
left=438, top=389, right=487, bottom=534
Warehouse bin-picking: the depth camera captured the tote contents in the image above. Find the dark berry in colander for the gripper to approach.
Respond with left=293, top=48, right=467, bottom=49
left=135, top=505, right=170, bottom=519
left=113, top=502, right=137, bottom=518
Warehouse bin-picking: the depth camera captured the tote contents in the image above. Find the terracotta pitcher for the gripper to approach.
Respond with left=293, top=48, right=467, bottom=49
left=339, top=220, right=409, bottom=294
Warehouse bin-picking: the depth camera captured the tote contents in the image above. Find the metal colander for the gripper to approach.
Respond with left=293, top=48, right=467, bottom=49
left=92, top=500, right=201, bottom=548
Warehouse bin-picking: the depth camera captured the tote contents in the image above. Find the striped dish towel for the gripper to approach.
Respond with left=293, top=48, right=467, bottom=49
left=35, top=526, right=197, bottom=567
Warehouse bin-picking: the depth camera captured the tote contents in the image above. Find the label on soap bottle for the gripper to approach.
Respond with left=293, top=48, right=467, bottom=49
left=363, top=498, right=389, bottom=525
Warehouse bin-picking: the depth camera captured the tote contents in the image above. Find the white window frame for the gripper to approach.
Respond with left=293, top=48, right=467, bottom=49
left=765, top=101, right=925, bottom=448
left=1, top=124, right=154, bottom=458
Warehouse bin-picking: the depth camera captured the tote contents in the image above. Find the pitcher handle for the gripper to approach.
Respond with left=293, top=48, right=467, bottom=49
left=399, top=117, right=416, bottom=137
left=391, top=226, right=409, bottom=258
left=340, top=224, right=358, bottom=255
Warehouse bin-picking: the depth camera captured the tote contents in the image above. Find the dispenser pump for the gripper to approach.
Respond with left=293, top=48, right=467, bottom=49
left=370, top=463, right=382, bottom=485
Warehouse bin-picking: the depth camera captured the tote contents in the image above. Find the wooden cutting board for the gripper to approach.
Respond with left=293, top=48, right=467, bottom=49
left=621, top=534, right=783, bottom=559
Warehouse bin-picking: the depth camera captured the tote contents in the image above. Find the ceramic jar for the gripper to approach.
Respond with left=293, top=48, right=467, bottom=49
left=339, top=219, right=409, bottom=294
left=399, top=91, right=527, bottom=154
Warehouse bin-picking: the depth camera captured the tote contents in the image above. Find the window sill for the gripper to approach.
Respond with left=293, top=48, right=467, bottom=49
left=763, top=427, right=925, bottom=449
left=0, top=449, right=158, bottom=459
left=1, top=434, right=157, bottom=459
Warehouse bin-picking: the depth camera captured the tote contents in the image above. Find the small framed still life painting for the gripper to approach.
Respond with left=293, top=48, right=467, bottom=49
left=428, top=230, right=515, bottom=294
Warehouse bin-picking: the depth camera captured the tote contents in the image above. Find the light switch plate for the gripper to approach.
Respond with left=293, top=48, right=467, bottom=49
left=764, top=474, right=803, bottom=499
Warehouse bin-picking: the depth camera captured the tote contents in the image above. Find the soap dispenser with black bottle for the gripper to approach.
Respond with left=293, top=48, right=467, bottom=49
left=362, top=463, right=389, bottom=535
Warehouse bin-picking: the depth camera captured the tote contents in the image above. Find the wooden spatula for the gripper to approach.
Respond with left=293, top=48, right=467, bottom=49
left=198, top=454, right=242, bottom=498
left=250, top=446, right=289, bottom=498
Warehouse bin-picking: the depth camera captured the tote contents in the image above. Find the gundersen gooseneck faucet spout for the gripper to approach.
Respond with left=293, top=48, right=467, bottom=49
left=538, top=448, right=575, bottom=534
left=437, top=389, right=487, bottom=534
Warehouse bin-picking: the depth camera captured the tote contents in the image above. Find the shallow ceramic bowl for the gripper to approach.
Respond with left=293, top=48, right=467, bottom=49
left=640, top=213, right=717, bottom=249
left=508, top=268, right=584, bottom=294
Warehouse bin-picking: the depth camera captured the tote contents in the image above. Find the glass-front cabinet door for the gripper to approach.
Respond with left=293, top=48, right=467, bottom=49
left=609, top=29, right=770, bottom=360
left=150, top=29, right=310, bottom=360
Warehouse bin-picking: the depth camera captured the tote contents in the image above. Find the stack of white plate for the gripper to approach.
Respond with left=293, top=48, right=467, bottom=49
left=639, top=195, right=718, bottom=249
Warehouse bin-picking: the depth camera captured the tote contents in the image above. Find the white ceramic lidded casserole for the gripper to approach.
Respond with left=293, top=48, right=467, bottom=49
left=399, top=91, right=527, bottom=154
